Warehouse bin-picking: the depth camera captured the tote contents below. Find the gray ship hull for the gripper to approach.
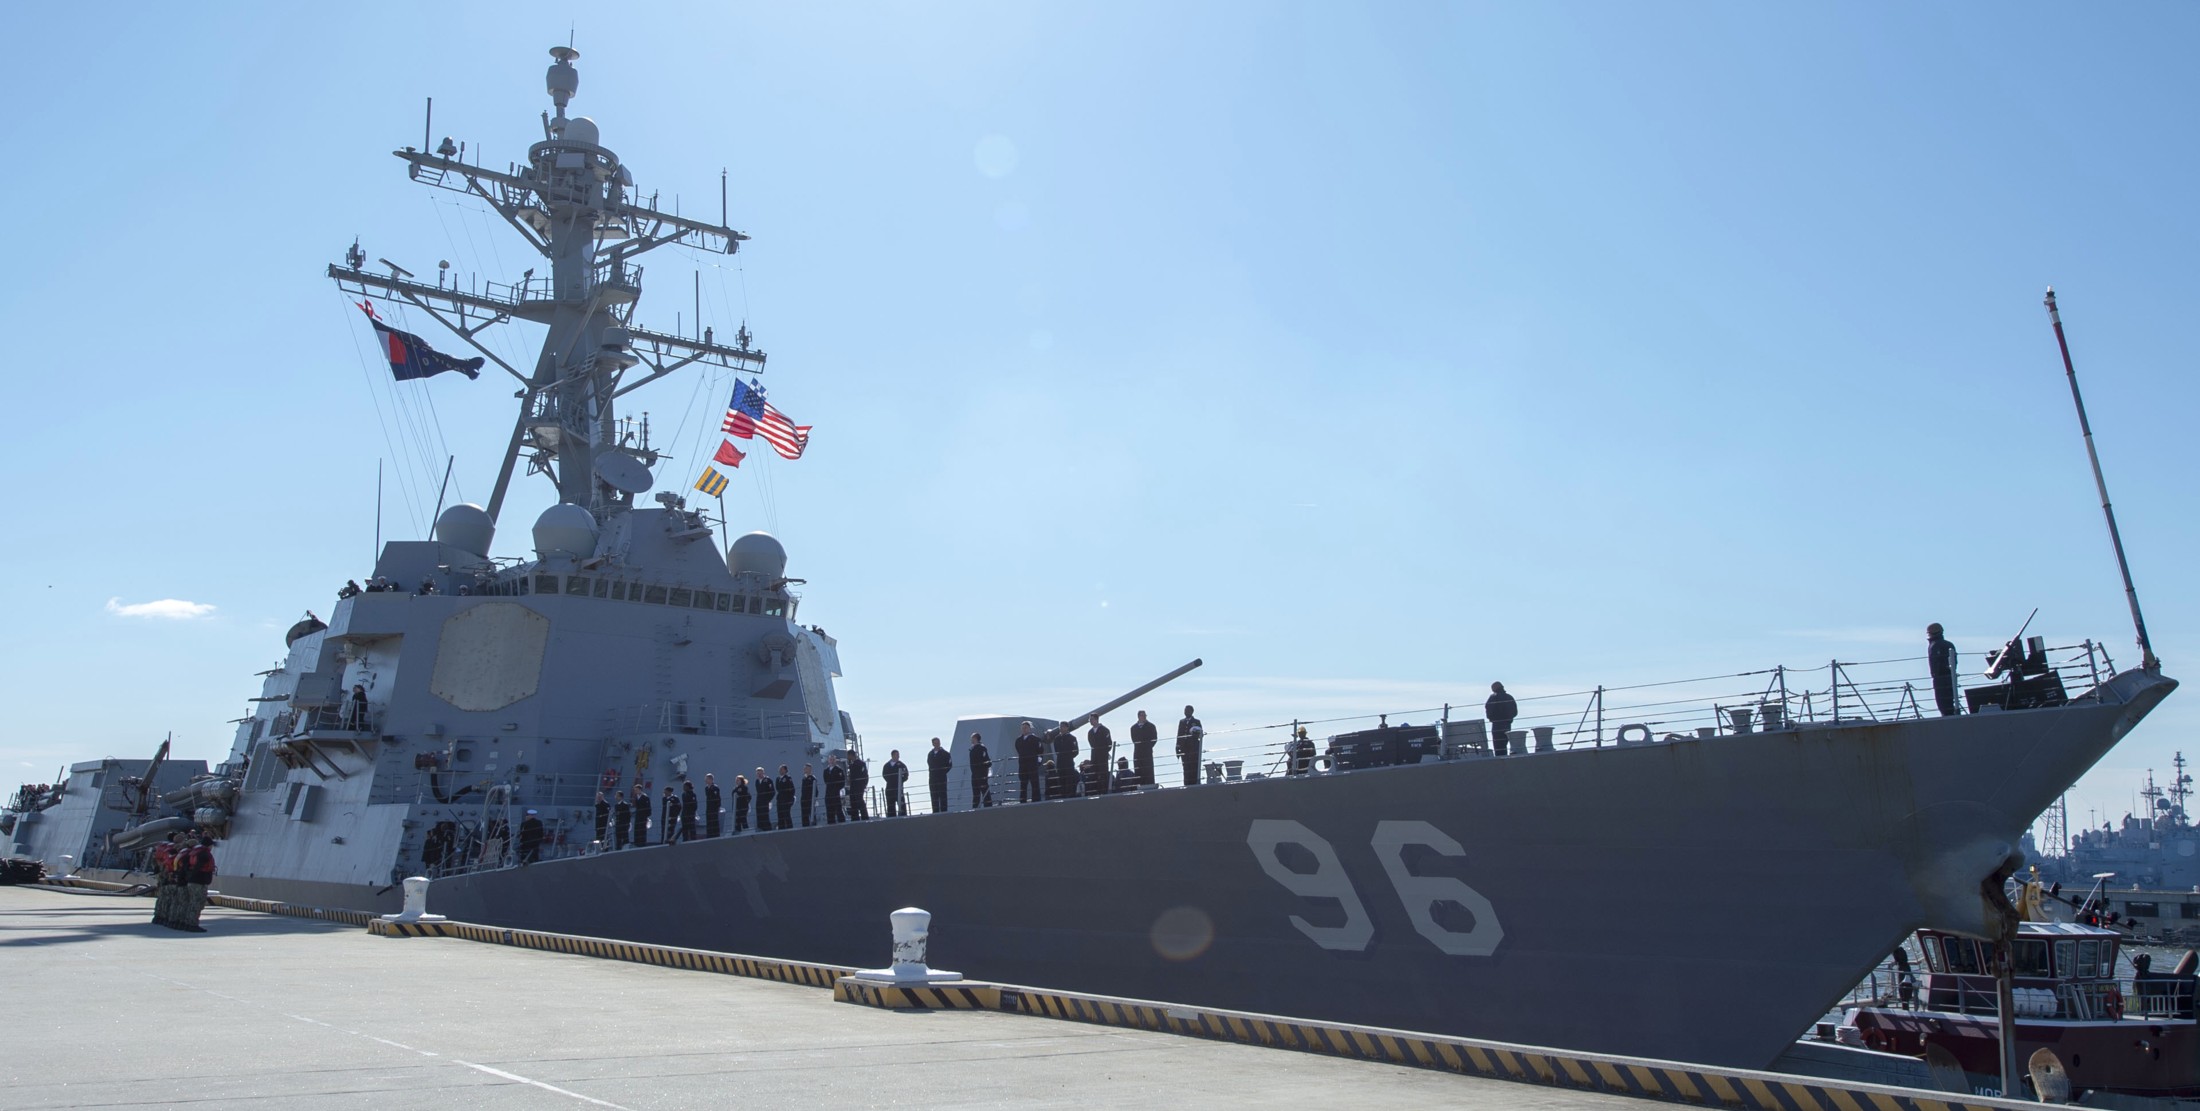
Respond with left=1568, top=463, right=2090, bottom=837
left=275, top=671, right=2167, bottom=1071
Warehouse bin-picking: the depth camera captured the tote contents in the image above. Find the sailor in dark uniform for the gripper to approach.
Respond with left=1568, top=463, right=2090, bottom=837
left=661, top=786, right=681, bottom=844
left=630, top=784, right=651, bottom=846
left=1927, top=623, right=1959, bottom=716
left=1176, top=706, right=1203, bottom=787
left=823, top=758, right=848, bottom=824
left=774, top=765, right=796, bottom=830
left=1485, top=683, right=1518, bottom=755
left=1085, top=714, right=1114, bottom=796
left=1130, top=710, right=1158, bottom=787
left=968, top=732, right=994, bottom=808
left=1051, top=728, right=1080, bottom=799
left=732, top=774, right=752, bottom=833
left=594, top=791, right=611, bottom=845
left=517, top=809, right=545, bottom=865
left=703, top=774, right=723, bottom=837
left=882, top=750, right=908, bottom=817
left=1014, top=722, right=1044, bottom=802
left=679, top=780, right=700, bottom=842
left=799, top=764, right=818, bottom=827
left=754, top=767, right=776, bottom=832
left=612, top=791, right=631, bottom=849
left=926, top=738, right=952, bottom=813
left=846, top=750, right=870, bottom=820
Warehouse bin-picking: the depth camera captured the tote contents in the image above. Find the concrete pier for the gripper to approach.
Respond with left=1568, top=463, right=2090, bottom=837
left=1, top=885, right=1641, bottom=1109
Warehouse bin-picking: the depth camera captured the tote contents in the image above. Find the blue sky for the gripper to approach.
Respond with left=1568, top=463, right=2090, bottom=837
left=2, top=4, right=2193, bottom=841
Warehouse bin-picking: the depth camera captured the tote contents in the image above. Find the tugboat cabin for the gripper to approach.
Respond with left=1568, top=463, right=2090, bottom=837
left=1914, top=922, right=2139, bottom=1019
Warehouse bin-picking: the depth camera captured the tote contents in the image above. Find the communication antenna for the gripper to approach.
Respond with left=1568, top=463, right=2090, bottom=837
left=2044, top=288, right=2158, bottom=673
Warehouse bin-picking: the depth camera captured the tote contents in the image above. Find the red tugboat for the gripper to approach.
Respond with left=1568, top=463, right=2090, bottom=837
left=1846, top=920, right=2200, bottom=1098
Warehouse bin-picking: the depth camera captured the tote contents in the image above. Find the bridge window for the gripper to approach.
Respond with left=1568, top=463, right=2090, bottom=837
left=669, top=588, right=692, bottom=607
left=1941, top=937, right=1983, bottom=975
left=715, top=592, right=731, bottom=612
left=2013, top=940, right=2051, bottom=977
left=535, top=575, right=559, bottom=594
left=566, top=575, right=590, bottom=595
left=611, top=581, right=628, bottom=601
left=594, top=578, right=609, bottom=598
left=644, top=585, right=667, bottom=605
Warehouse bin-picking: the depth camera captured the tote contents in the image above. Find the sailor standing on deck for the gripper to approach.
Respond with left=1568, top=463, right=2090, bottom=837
left=1051, top=728, right=1081, bottom=799
left=1129, top=710, right=1158, bottom=788
left=1086, top=714, right=1114, bottom=796
left=968, top=732, right=994, bottom=808
left=1014, top=722, right=1043, bottom=803
left=518, top=809, right=545, bottom=865
left=630, top=784, right=651, bottom=846
left=882, top=750, right=908, bottom=817
left=774, top=765, right=796, bottom=830
left=1176, top=706, right=1204, bottom=787
left=823, top=757, right=848, bottom=824
left=1927, top=624, right=1960, bottom=717
left=799, top=764, right=818, bottom=828
left=732, top=774, right=752, bottom=833
left=926, top=738, right=953, bottom=813
left=1485, top=683, right=1518, bottom=756
left=754, top=768, right=776, bottom=832
left=679, top=780, right=700, bottom=842
left=661, top=787, right=681, bottom=844
left=846, top=750, right=870, bottom=820
left=594, top=791, right=611, bottom=846
left=613, top=790, right=631, bottom=849
left=704, top=774, right=723, bottom=838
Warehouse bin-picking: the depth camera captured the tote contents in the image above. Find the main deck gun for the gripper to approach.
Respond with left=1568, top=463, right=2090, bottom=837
left=1984, top=608, right=2039, bottom=679
left=1057, top=659, right=1204, bottom=730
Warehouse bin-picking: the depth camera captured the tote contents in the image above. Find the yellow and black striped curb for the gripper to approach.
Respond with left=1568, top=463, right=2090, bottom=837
left=35, top=876, right=144, bottom=893
left=224, top=897, right=2029, bottom=1111
left=364, top=917, right=853, bottom=987
left=990, top=984, right=2028, bottom=1111
left=832, top=978, right=1001, bottom=1010
left=206, top=893, right=379, bottom=927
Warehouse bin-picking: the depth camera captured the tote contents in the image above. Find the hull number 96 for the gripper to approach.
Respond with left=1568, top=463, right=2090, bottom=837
left=1246, top=819, right=1503, bottom=956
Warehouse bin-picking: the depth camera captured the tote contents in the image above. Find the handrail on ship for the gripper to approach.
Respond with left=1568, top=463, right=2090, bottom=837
left=417, top=640, right=2125, bottom=877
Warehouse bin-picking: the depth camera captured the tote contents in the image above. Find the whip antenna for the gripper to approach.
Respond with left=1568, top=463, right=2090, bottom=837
left=2044, top=288, right=2158, bottom=672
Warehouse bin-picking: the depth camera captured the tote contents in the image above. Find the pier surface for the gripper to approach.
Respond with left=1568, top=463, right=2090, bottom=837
left=1, top=885, right=1639, bottom=1110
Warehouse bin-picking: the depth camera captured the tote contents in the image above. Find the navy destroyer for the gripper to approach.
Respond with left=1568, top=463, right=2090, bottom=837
left=4, top=45, right=2177, bottom=1075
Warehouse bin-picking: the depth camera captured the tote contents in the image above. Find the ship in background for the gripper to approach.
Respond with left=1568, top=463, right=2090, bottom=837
left=4, top=44, right=2180, bottom=1075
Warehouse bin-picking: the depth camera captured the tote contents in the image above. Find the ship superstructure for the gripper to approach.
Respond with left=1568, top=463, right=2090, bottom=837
left=205, top=46, right=852, bottom=903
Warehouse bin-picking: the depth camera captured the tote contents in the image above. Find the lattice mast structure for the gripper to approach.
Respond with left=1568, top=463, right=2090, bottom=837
left=332, top=46, right=764, bottom=525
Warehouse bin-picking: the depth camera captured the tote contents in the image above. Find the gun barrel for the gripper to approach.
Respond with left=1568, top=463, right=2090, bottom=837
left=1066, top=658, right=1203, bottom=727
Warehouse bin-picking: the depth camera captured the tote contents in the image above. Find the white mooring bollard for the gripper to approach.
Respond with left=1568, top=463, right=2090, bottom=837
left=848, top=906, right=961, bottom=984
left=379, top=876, right=448, bottom=923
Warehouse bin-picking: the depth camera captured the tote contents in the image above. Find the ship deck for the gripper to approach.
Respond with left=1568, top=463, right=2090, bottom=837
left=1, top=884, right=1643, bottom=1110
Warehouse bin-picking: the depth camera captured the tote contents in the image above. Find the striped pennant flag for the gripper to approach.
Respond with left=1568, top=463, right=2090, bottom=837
left=694, top=467, right=729, bottom=497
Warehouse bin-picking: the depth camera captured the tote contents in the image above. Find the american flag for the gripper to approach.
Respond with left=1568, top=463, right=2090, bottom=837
left=721, top=379, right=812, bottom=460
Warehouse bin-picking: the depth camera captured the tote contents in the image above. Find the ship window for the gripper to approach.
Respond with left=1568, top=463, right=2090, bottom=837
left=2076, top=940, right=2102, bottom=977
left=567, top=575, right=591, bottom=595
left=2127, top=901, right=2161, bottom=919
left=2055, top=940, right=2076, bottom=976
left=746, top=595, right=761, bottom=615
left=1919, top=936, right=1942, bottom=972
left=669, top=588, right=692, bottom=607
left=2013, top=940, right=2051, bottom=977
left=715, top=593, right=731, bottom=612
left=764, top=597, right=786, bottom=617
left=693, top=591, right=715, bottom=610
left=1941, top=938, right=1983, bottom=974
left=593, top=578, right=609, bottom=598
left=644, top=585, right=667, bottom=605
left=611, top=581, right=628, bottom=601
left=536, top=575, right=559, bottom=594
left=2184, top=904, right=2200, bottom=920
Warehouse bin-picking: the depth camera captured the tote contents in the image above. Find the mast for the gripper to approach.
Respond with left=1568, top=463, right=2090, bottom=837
left=330, top=45, right=769, bottom=527
left=2043, top=288, right=2159, bottom=673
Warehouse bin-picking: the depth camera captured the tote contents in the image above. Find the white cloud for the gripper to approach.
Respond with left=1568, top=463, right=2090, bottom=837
left=105, top=597, right=215, bottom=620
